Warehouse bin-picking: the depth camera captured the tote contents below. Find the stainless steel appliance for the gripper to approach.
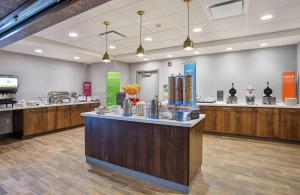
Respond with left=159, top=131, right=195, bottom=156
left=123, top=98, right=133, bottom=117
left=227, top=83, right=238, bottom=104
left=149, top=98, right=161, bottom=119
left=246, top=85, right=255, bottom=105
left=0, top=75, right=18, bottom=108
left=48, top=91, right=70, bottom=104
left=217, top=90, right=224, bottom=101
left=262, top=82, right=276, bottom=105
left=136, top=101, right=146, bottom=116
left=0, top=111, right=12, bottom=135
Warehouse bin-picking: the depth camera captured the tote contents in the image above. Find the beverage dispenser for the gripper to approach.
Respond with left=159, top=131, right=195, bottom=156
left=0, top=75, right=18, bottom=108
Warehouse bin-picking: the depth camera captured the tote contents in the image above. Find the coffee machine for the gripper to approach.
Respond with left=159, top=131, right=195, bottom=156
left=227, top=83, right=238, bottom=104
left=263, top=82, right=276, bottom=105
left=246, top=85, right=255, bottom=105
left=0, top=75, right=18, bottom=108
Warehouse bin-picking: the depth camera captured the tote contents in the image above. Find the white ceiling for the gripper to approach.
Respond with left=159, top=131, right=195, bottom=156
left=2, top=0, right=300, bottom=64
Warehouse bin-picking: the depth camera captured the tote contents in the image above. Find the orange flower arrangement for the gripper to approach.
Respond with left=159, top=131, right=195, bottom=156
left=122, top=84, right=141, bottom=96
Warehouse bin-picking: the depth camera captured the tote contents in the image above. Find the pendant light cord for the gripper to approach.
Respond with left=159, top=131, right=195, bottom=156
left=187, top=1, right=190, bottom=37
left=140, top=14, right=142, bottom=45
left=105, top=24, right=108, bottom=52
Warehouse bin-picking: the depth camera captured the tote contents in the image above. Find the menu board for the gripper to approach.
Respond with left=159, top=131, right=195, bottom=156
left=0, top=77, right=18, bottom=88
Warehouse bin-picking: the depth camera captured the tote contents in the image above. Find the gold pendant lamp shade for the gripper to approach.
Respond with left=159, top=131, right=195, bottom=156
left=136, top=10, right=145, bottom=57
left=102, top=21, right=111, bottom=63
left=183, top=0, right=194, bottom=51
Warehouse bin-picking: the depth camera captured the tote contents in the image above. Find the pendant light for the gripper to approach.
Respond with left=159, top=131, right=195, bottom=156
left=183, top=0, right=194, bottom=51
left=102, top=21, right=111, bottom=63
left=136, top=10, right=145, bottom=57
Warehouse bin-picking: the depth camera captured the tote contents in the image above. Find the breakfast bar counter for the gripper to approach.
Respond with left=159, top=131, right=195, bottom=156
left=198, top=103, right=300, bottom=141
left=82, top=112, right=205, bottom=193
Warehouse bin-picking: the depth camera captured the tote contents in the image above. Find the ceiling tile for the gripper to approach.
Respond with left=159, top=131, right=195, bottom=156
left=150, top=0, right=202, bottom=16
left=144, top=16, right=178, bottom=33
left=245, top=23, right=277, bottom=36
left=273, top=3, right=300, bottom=22
left=248, top=0, right=300, bottom=13
left=210, top=15, right=246, bottom=32
left=3, top=0, right=300, bottom=64
left=35, top=3, right=114, bottom=37
left=117, top=0, right=164, bottom=22
left=116, top=24, right=152, bottom=38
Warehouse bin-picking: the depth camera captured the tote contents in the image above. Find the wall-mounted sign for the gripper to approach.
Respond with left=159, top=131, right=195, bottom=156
left=282, top=71, right=296, bottom=100
left=107, top=72, right=120, bottom=106
left=184, top=61, right=196, bottom=106
left=83, top=81, right=91, bottom=97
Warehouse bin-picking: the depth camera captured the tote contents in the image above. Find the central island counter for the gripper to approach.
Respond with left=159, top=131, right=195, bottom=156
left=82, top=112, right=205, bottom=193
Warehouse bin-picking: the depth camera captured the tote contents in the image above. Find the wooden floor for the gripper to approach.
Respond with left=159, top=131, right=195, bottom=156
left=0, top=128, right=300, bottom=195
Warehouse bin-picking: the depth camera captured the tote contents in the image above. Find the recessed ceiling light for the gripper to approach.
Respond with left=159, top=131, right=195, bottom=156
left=260, top=43, right=268, bottom=47
left=34, top=49, right=43, bottom=53
left=109, top=45, right=116, bottom=49
left=193, top=28, right=202, bottom=33
left=144, top=58, right=149, bottom=61
left=74, top=56, right=80, bottom=60
left=144, top=37, right=153, bottom=41
left=68, top=32, right=78, bottom=37
left=194, top=51, right=200, bottom=54
left=260, top=14, right=273, bottom=21
left=167, top=54, right=173, bottom=58
left=226, top=47, right=233, bottom=51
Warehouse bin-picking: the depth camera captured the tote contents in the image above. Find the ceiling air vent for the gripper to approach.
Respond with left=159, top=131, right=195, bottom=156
left=98, top=30, right=126, bottom=41
left=209, top=0, right=244, bottom=20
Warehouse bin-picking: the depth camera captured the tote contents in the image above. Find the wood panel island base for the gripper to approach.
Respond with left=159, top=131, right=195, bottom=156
left=82, top=112, right=205, bottom=193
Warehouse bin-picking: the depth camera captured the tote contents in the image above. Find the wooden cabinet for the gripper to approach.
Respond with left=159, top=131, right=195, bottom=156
left=235, top=108, right=257, bottom=136
left=37, top=108, right=48, bottom=133
left=23, top=108, right=55, bottom=136
left=69, top=103, right=99, bottom=127
left=255, top=108, right=279, bottom=138
left=56, top=106, right=70, bottom=129
left=70, top=105, right=81, bottom=127
left=278, top=109, right=300, bottom=141
left=81, top=104, right=92, bottom=123
left=215, top=107, right=236, bottom=134
left=23, top=109, right=41, bottom=136
left=199, top=105, right=300, bottom=142
left=14, top=102, right=101, bottom=138
left=200, top=107, right=216, bottom=132
left=47, top=107, right=56, bottom=131
left=201, top=106, right=236, bottom=134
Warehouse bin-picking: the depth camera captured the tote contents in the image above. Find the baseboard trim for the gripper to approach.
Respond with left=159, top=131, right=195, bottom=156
left=86, top=156, right=189, bottom=193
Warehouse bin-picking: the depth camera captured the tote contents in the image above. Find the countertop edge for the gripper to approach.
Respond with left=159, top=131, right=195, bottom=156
left=0, top=101, right=100, bottom=112
left=197, top=103, right=300, bottom=109
left=81, top=112, right=206, bottom=128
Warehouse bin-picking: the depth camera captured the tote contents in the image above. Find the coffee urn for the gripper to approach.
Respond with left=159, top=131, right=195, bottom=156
left=123, top=98, right=133, bottom=117
left=149, top=97, right=160, bottom=119
left=246, top=85, right=255, bottom=105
